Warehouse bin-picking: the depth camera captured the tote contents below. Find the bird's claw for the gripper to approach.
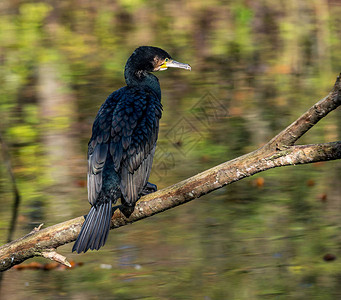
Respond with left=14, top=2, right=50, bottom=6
left=141, top=182, right=157, bottom=195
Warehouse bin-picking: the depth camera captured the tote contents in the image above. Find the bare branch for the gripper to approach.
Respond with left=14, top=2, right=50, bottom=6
left=1, top=74, right=340, bottom=272
left=41, top=250, right=72, bottom=268
left=267, top=74, right=341, bottom=149
left=29, top=223, right=44, bottom=234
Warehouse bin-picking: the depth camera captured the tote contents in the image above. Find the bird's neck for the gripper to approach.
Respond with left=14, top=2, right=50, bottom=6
left=124, top=67, right=161, bottom=99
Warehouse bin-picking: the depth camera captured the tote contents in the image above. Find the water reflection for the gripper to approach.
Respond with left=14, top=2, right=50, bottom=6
left=1, top=0, right=341, bottom=299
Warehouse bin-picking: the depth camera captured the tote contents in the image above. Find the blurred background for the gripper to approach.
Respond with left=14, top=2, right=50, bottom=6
left=0, top=0, right=341, bottom=299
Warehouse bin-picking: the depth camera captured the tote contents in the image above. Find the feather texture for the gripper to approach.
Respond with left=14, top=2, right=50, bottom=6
left=72, top=46, right=182, bottom=253
left=72, top=200, right=112, bottom=253
left=73, top=86, right=162, bottom=253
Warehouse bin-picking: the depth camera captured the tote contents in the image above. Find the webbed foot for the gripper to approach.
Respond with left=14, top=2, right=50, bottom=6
left=141, top=182, right=157, bottom=196
left=120, top=205, right=135, bottom=218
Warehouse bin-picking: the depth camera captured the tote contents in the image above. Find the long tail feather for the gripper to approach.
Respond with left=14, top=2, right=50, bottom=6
left=72, top=200, right=112, bottom=253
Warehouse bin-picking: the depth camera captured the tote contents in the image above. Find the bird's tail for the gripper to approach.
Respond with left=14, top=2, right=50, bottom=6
left=72, top=200, right=112, bottom=253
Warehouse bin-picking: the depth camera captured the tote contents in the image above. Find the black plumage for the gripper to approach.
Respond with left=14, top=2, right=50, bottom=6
left=73, top=46, right=191, bottom=253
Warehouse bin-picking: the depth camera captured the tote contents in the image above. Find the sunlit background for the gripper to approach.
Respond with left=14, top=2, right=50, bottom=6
left=1, top=0, right=341, bottom=299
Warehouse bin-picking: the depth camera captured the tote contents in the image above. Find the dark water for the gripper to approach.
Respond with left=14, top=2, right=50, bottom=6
left=1, top=1, right=341, bottom=299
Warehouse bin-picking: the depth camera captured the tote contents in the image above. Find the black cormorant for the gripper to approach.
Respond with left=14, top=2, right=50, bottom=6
left=72, top=46, right=191, bottom=253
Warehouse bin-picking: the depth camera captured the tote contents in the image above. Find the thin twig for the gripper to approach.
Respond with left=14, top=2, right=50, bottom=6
left=41, top=249, right=71, bottom=268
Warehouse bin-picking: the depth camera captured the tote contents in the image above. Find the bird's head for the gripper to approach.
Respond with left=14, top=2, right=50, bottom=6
left=126, top=46, right=191, bottom=74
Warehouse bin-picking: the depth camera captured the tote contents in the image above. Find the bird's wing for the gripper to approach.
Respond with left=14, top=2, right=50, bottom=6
left=87, top=93, right=118, bottom=206
left=109, top=88, right=162, bottom=206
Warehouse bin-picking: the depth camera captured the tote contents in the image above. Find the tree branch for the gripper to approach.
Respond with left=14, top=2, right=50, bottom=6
left=1, top=74, right=341, bottom=272
left=267, top=77, right=341, bottom=149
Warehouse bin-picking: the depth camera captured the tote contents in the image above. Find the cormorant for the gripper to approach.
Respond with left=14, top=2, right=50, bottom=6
left=72, top=46, right=191, bottom=253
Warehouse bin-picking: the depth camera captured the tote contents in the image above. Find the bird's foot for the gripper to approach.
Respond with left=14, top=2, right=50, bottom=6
left=120, top=205, right=135, bottom=218
left=141, top=182, right=157, bottom=196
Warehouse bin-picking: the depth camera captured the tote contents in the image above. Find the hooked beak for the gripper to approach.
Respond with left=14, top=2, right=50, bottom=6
left=159, top=59, right=191, bottom=71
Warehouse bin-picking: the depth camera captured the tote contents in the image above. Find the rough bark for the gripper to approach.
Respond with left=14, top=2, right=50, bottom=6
left=1, top=74, right=341, bottom=272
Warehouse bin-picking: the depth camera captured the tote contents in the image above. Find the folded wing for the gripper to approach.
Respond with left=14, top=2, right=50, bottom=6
left=109, top=88, right=162, bottom=206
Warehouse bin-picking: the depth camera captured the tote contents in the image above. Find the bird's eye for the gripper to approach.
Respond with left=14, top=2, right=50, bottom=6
left=165, top=58, right=169, bottom=62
